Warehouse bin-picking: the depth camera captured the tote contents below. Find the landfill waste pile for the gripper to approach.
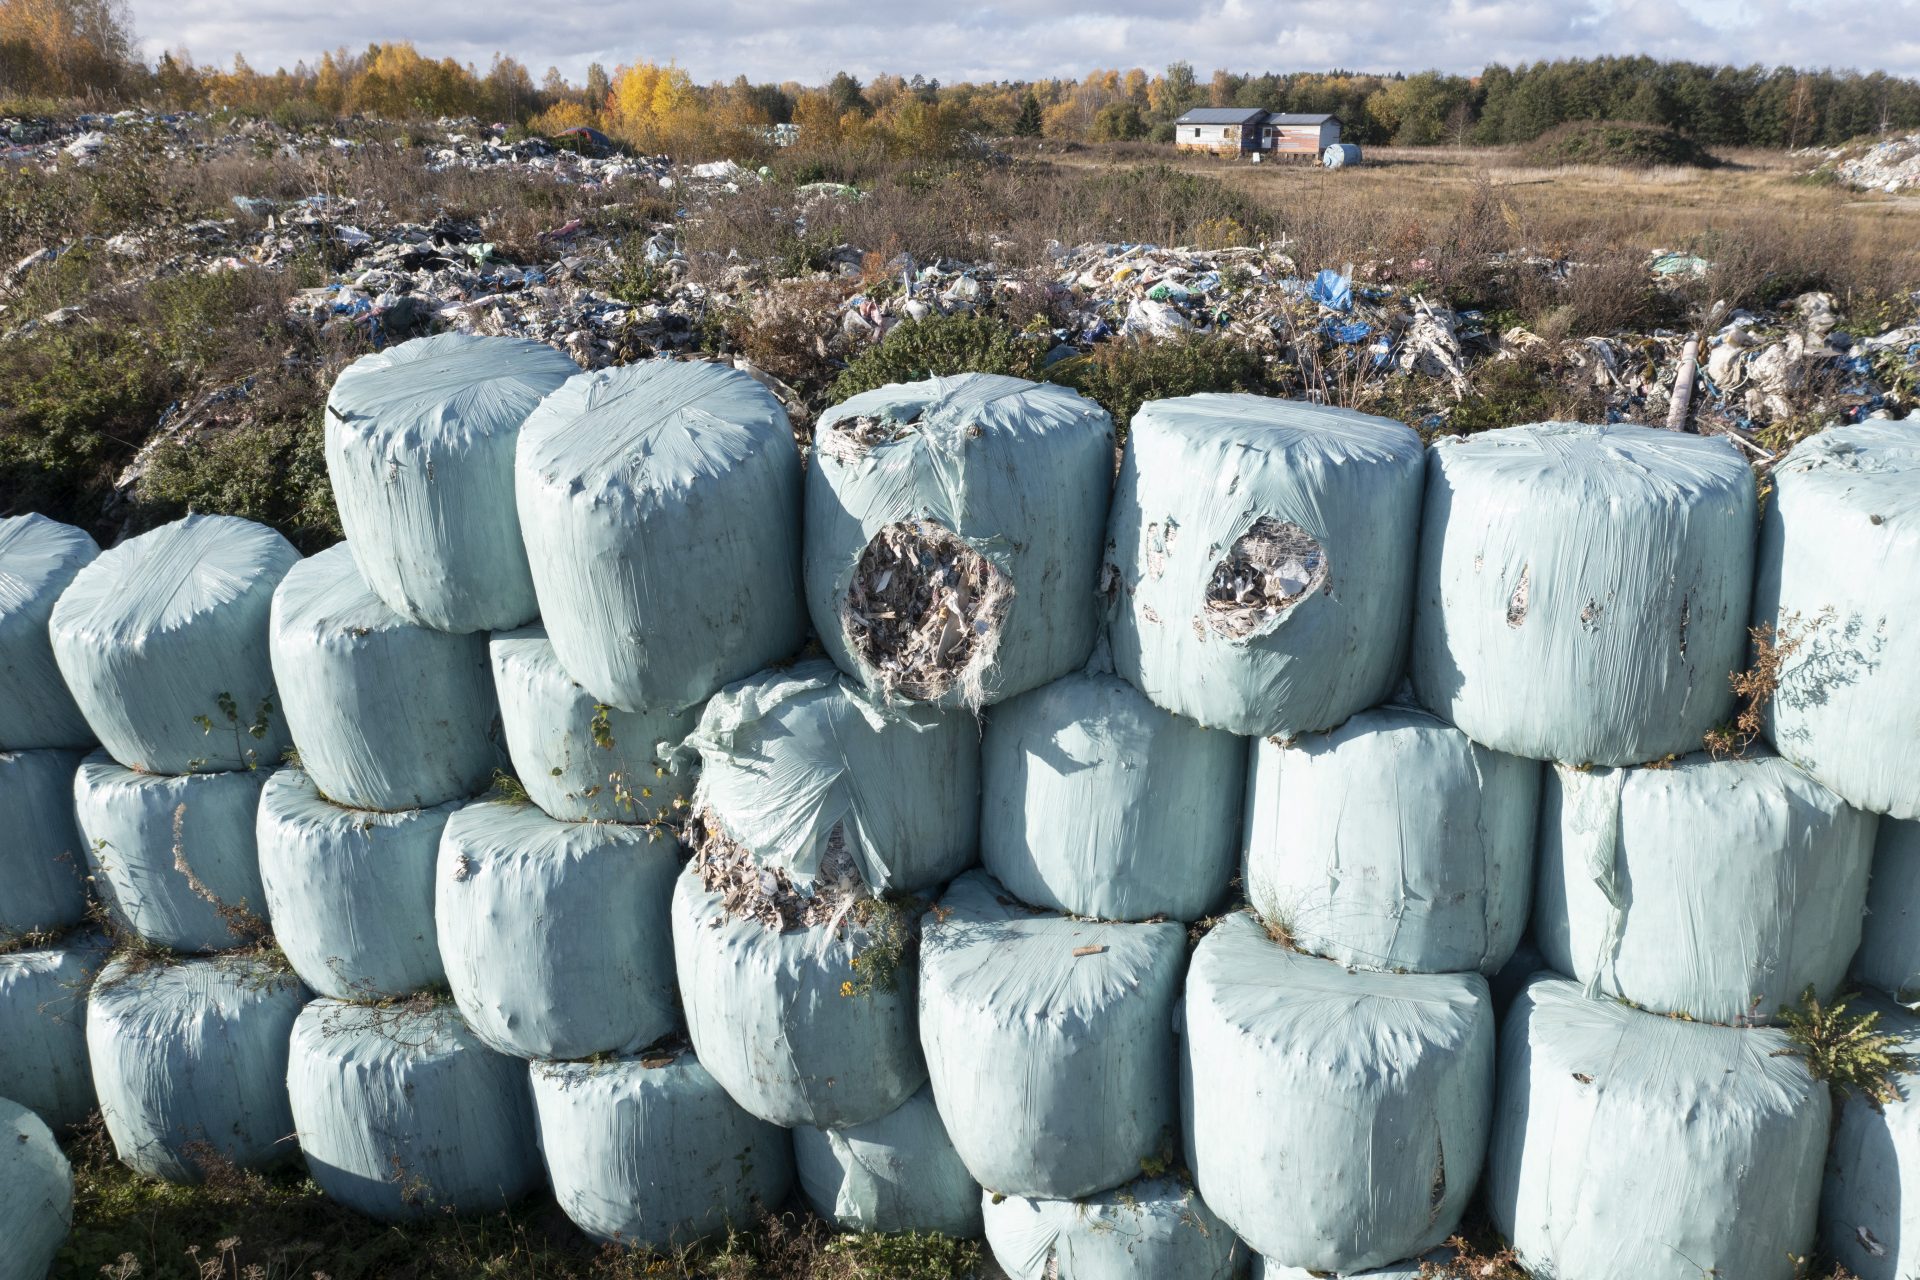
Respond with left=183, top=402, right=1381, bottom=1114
left=3, top=232, right=1920, bottom=1280
left=1810, top=131, right=1920, bottom=192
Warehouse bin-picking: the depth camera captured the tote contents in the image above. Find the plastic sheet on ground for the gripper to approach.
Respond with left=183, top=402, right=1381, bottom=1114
left=983, top=1175, right=1245, bottom=1280
left=0, top=930, right=110, bottom=1129
left=0, top=514, right=99, bottom=749
left=1107, top=395, right=1424, bottom=738
left=918, top=871, right=1186, bottom=1199
left=1182, top=912, right=1492, bottom=1272
left=490, top=625, right=700, bottom=823
left=76, top=753, right=271, bottom=953
left=287, top=998, right=541, bottom=1221
left=516, top=359, right=806, bottom=714
left=1821, top=994, right=1920, bottom=1280
left=1854, top=818, right=1920, bottom=1002
left=49, top=514, right=298, bottom=774
left=981, top=666, right=1245, bottom=921
left=0, top=748, right=89, bottom=940
left=86, top=953, right=309, bottom=1182
left=1243, top=703, right=1540, bottom=975
left=806, top=374, right=1114, bottom=710
left=0, top=1096, right=71, bottom=1280
left=794, top=1083, right=982, bottom=1238
left=531, top=1045, right=795, bottom=1250
left=325, top=332, right=580, bottom=633
left=687, top=658, right=980, bottom=895
left=1487, top=975, right=1829, bottom=1280
left=1410, top=423, right=1756, bottom=766
left=438, top=799, right=681, bottom=1060
left=1753, top=422, right=1920, bottom=818
left=1534, top=751, right=1876, bottom=1023
left=255, top=768, right=451, bottom=999
left=270, top=543, right=501, bottom=811
left=671, top=863, right=924, bottom=1128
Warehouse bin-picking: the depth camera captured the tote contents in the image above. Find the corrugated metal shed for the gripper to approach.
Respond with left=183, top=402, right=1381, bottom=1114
left=1267, top=113, right=1340, bottom=125
left=1174, top=108, right=1268, bottom=125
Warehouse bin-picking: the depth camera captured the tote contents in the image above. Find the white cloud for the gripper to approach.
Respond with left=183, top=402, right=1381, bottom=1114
left=125, top=0, right=1920, bottom=84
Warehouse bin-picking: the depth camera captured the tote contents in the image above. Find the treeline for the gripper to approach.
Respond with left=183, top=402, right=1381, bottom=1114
left=4, top=0, right=1918, bottom=152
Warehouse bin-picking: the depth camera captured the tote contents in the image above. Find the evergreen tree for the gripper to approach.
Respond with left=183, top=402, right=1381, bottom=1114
left=1014, top=90, right=1043, bottom=136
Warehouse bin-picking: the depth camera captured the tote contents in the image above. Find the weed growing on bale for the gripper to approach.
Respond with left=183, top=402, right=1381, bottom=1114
left=1705, top=609, right=1832, bottom=759
left=841, top=896, right=922, bottom=999
left=1777, top=986, right=1916, bottom=1107
left=486, top=769, right=534, bottom=806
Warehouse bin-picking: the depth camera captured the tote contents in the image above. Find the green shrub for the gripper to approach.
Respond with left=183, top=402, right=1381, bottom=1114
left=1441, top=359, right=1570, bottom=439
left=1523, top=121, right=1721, bottom=170
left=1049, top=334, right=1276, bottom=438
left=1779, top=985, right=1916, bottom=1106
left=828, top=312, right=1043, bottom=404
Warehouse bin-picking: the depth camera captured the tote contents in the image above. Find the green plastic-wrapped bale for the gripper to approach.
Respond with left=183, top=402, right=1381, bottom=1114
left=0, top=748, right=89, bottom=941
left=1820, top=994, right=1920, bottom=1280
left=1854, top=818, right=1920, bottom=1002
left=0, top=1097, right=71, bottom=1280
left=0, top=513, right=98, bottom=750
left=983, top=1176, right=1246, bottom=1279
left=794, top=1084, right=982, bottom=1237
left=0, top=930, right=110, bottom=1129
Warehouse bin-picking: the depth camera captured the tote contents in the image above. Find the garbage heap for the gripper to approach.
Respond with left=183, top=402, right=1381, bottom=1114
left=2, top=334, right=1919, bottom=1280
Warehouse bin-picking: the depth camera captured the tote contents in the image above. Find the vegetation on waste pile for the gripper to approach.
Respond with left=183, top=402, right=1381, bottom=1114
left=1523, top=121, right=1722, bottom=170
left=1777, top=986, right=1917, bottom=1107
left=57, top=1118, right=980, bottom=1280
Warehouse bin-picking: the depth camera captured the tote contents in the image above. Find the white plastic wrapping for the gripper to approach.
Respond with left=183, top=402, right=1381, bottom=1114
left=1106, top=394, right=1424, bottom=737
left=76, top=753, right=271, bottom=953
left=0, top=930, right=110, bottom=1129
left=1821, top=995, right=1920, bottom=1280
left=1487, top=975, right=1829, bottom=1280
left=0, top=748, right=88, bottom=940
left=287, top=998, right=541, bottom=1221
left=0, top=1097, right=71, bottom=1280
left=981, top=667, right=1245, bottom=921
left=1855, top=818, right=1920, bottom=1002
left=0, top=513, right=98, bottom=750
left=530, top=1046, right=795, bottom=1250
left=671, top=864, right=924, bottom=1128
left=806, top=374, right=1115, bottom=710
left=1754, top=422, right=1920, bottom=818
left=325, top=332, right=580, bottom=633
left=918, top=871, right=1186, bottom=1200
left=256, top=768, right=451, bottom=999
left=86, top=954, right=308, bottom=1182
left=1182, top=913, right=1492, bottom=1273
left=1409, top=423, right=1755, bottom=766
left=1534, top=751, right=1876, bottom=1023
left=490, top=625, right=700, bottom=824
left=516, top=359, right=806, bottom=713
left=438, top=799, right=681, bottom=1060
left=269, top=543, right=500, bottom=811
left=793, top=1084, right=983, bottom=1237
left=49, top=514, right=298, bottom=773
left=688, top=659, right=979, bottom=894
left=982, top=1176, right=1246, bottom=1280
left=1252, top=1248, right=1452, bottom=1279
left=1243, top=703, right=1539, bottom=974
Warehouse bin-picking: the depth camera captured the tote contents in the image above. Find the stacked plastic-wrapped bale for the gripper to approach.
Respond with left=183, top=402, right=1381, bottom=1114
left=982, top=1175, right=1246, bottom=1279
left=1854, top=818, right=1920, bottom=1003
left=0, top=930, right=111, bottom=1131
left=805, top=373, right=1114, bottom=709
left=1821, top=994, right=1920, bottom=1280
left=1, top=1096, right=72, bottom=1280
left=1488, top=976, right=1828, bottom=1280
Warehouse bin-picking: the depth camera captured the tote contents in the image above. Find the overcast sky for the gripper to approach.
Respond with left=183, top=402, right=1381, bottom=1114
left=126, top=0, right=1920, bottom=84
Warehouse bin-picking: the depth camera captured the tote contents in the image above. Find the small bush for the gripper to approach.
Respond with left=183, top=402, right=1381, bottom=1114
left=1441, top=359, right=1571, bottom=439
left=1050, top=334, right=1276, bottom=439
left=1524, top=121, right=1721, bottom=170
left=1777, top=985, right=1916, bottom=1107
left=828, top=312, right=1043, bottom=405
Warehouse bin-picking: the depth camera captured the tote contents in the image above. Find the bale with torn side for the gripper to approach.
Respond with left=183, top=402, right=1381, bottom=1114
left=1243, top=703, right=1540, bottom=975
left=1106, top=394, right=1424, bottom=738
left=438, top=799, right=681, bottom=1060
left=0, top=748, right=89, bottom=941
left=806, top=374, right=1114, bottom=710
left=86, top=954, right=308, bottom=1183
left=0, top=930, right=110, bottom=1130
left=687, top=659, right=978, bottom=895
left=1752, top=422, right=1920, bottom=818
left=1181, top=913, right=1492, bottom=1273
left=49, top=514, right=298, bottom=774
left=1487, top=975, right=1829, bottom=1280
left=515, top=359, right=805, bottom=713
left=270, top=543, right=502, bottom=812
left=255, top=767, right=451, bottom=1000
left=76, top=753, right=271, bottom=953
left=1409, top=423, right=1755, bottom=767
left=981, top=666, right=1246, bottom=922
left=793, top=1084, right=983, bottom=1238
left=490, top=625, right=700, bottom=824
left=287, top=998, right=542, bottom=1221
left=982, top=1175, right=1245, bottom=1280
left=531, top=1045, right=795, bottom=1251
left=1532, top=751, right=1875, bottom=1024
left=325, top=333, right=580, bottom=634
left=918, top=871, right=1186, bottom=1200
left=0, top=513, right=98, bottom=750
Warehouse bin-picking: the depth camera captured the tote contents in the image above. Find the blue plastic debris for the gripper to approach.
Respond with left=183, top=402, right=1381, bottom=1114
left=1309, top=269, right=1353, bottom=312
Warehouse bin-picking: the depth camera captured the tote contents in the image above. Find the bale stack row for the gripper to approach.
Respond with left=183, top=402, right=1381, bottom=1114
left=0, top=326, right=1915, bottom=1280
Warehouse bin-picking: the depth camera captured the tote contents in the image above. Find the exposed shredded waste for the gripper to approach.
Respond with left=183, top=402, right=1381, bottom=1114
left=1203, top=518, right=1328, bottom=638
left=688, top=809, right=864, bottom=932
left=842, top=520, right=1012, bottom=701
